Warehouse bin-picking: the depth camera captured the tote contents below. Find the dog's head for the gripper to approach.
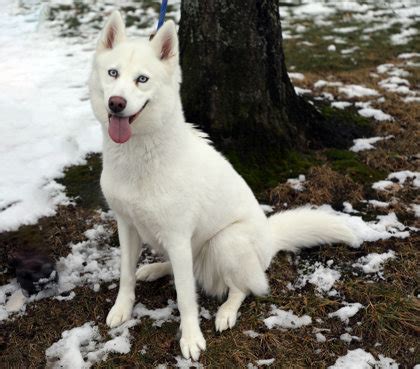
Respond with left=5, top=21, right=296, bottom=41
left=89, top=11, right=180, bottom=144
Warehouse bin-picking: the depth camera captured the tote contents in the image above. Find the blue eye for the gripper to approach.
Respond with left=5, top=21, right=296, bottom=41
left=108, top=69, right=118, bottom=78
left=136, top=75, right=149, bottom=83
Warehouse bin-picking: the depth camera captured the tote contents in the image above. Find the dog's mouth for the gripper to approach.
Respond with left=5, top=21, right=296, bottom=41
left=108, top=100, right=149, bottom=144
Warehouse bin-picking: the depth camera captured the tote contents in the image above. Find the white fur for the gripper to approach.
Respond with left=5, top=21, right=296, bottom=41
left=89, top=12, right=356, bottom=360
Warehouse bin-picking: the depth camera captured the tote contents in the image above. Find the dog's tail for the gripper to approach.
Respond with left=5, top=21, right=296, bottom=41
left=268, top=207, right=357, bottom=256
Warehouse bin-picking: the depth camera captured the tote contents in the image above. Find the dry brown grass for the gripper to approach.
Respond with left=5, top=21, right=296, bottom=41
left=269, top=166, right=363, bottom=211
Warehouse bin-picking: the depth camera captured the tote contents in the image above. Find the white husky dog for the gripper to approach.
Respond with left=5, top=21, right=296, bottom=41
left=89, top=11, right=356, bottom=360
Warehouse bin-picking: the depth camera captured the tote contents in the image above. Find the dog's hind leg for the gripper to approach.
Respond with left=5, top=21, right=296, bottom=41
left=215, top=284, right=246, bottom=332
left=136, top=261, right=172, bottom=282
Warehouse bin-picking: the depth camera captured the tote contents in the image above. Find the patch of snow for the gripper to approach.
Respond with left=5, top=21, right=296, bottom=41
left=350, top=136, right=393, bottom=152
left=391, top=28, right=418, bottom=45
left=287, top=175, right=306, bottom=191
left=343, top=202, right=359, bottom=214
left=398, top=52, right=420, bottom=59
left=45, top=322, right=101, bottom=368
left=329, top=349, right=398, bottom=369
left=293, top=3, right=336, bottom=16
left=332, top=101, right=352, bottom=109
left=335, top=2, right=369, bottom=13
left=339, top=85, right=379, bottom=98
left=200, top=307, right=211, bottom=320
left=264, top=305, right=312, bottom=329
left=256, top=358, right=275, bottom=366
left=5, top=288, right=27, bottom=313
left=357, top=108, right=392, bottom=121
left=341, top=46, right=359, bottom=55
left=314, top=80, right=343, bottom=89
left=340, top=333, right=361, bottom=344
left=403, top=96, right=420, bottom=103
left=335, top=27, right=358, bottom=34
left=306, top=265, right=341, bottom=294
left=244, top=330, right=260, bottom=338
left=372, top=171, right=420, bottom=190
left=328, top=303, right=363, bottom=324
left=289, top=72, right=304, bottom=80
left=295, top=86, right=312, bottom=95
left=412, top=204, right=420, bottom=218
left=367, top=200, right=389, bottom=208
left=133, top=299, right=178, bottom=327
left=316, top=332, right=327, bottom=342
left=260, top=204, right=274, bottom=214
left=328, top=44, right=336, bottom=52
left=353, top=250, right=396, bottom=274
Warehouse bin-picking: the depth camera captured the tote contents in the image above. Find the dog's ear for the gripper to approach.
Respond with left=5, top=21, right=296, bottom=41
left=97, top=11, right=126, bottom=52
left=150, top=20, right=179, bottom=68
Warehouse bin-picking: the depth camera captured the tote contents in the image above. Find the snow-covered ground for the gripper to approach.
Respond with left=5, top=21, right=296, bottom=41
left=0, top=1, right=101, bottom=232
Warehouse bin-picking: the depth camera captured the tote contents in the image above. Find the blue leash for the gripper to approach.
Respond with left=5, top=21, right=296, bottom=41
left=157, top=0, right=168, bottom=30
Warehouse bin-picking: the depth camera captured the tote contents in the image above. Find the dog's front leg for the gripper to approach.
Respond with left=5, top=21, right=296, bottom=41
left=107, top=216, right=141, bottom=328
left=166, top=239, right=205, bottom=361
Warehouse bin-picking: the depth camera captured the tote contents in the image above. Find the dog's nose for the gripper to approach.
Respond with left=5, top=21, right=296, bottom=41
left=108, top=96, right=127, bottom=113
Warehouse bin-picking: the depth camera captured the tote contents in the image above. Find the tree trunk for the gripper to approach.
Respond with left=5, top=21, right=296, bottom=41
left=179, top=0, right=313, bottom=151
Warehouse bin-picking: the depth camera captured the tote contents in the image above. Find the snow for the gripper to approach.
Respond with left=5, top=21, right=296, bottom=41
left=45, top=299, right=179, bottom=368
left=200, top=306, right=211, bottom=320
left=357, top=108, right=393, bottom=121
left=288, top=72, right=304, bottom=80
left=260, top=204, right=274, bottom=214
left=256, top=358, right=275, bottom=366
left=352, top=251, right=396, bottom=274
left=0, top=219, right=120, bottom=321
left=329, top=349, right=398, bottom=369
left=243, top=330, right=260, bottom=338
left=334, top=2, right=369, bottom=13
left=398, top=53, right=420, bottom=59
left=343, top=202, right=359, bottom=214
left=287, top=175, right=306, bottom=191
left=391, top=28, right=418, bottom=45
left=367, top=200, right=389, bottom=208
left=328, top=303, right=363, bottom=324
left=5, top=289, right=26, bottom=313
left=350, top=136, right=393, bottom=152
left=0, top=2, right=102, bottom=232
left=264, top=305, right=312, bottom=329
left=314, top=80, right=343, bottom=89
left=339, top=85, right=379, bottom=98
left=328, top=44, right=336, bottom=52
left=318, top=205, right=411, bottom=246
left=412, top=204, right=420, bottom=218
left=316, top=332, right=327, bottom=342
left=295, top=86, right=312, bottom=95
left=331, top=101, right=352, bottom=109
left=335, top=27, right=358, bottom=34
left=341, top=46, right=359, bottom=55
left=45, top=322, right=101, bottom=369
left=372, top=171, right=420, bottom=190
left=295, top=263, right=341, bottom=294
left=340, top=333, right=360, bottom=344
left=293, top=3, right=336, bottom=16
left=133, top=299, right=178, bottom=327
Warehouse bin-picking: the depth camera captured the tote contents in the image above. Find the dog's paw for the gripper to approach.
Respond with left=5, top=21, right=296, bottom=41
left=106, top=302, right=133, bottom=328
left=136, top=263, right=169, bottom=282
left=215, top=305, right=238, bottom=332
left=180, top=326, right=206, bottom=361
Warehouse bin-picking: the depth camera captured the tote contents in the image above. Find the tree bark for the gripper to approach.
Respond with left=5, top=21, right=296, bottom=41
left=179, top=0, right=313, bottom=151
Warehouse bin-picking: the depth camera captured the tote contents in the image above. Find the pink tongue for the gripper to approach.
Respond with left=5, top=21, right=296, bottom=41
left=108, top=115, right=131, bottom=144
